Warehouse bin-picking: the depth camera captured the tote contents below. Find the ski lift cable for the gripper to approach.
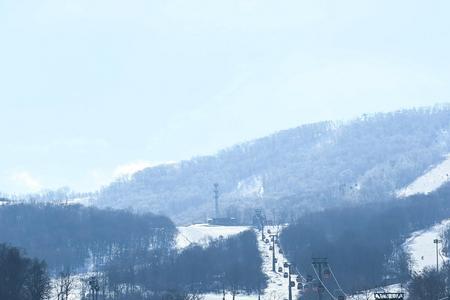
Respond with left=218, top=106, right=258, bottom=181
left=295, top=266, right=306, bottom=281
left=278, top=246, right=306, bottom=282
left=277, top=246, right=306, bottom=282
left=312, top=264, right=338, bottom=300
left=312, top=263, right=338, bottom=300
left=293, top=265, right=307, bottom=282
left=277, top=240, right=306, bottom=281
left=274, top=229, right=307, bottom=282
left=328, top=264, right=349, bottom=297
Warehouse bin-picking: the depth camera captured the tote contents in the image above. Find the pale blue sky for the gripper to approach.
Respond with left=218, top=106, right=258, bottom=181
left=1, top=0, right=449, bottom=194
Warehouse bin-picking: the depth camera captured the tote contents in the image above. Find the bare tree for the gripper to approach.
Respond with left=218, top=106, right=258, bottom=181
left=56, top=271, right=75, bottom=300
left=184, top=292, right=204, bottom=300
left=25, top=259, right=51, bottom=300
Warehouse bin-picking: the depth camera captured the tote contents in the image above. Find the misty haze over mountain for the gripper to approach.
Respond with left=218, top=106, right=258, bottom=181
left=2, top=1, right=450, bottom=195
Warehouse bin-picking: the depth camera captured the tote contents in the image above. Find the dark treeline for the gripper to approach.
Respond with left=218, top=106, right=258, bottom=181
left=0, top=203, right=177, bottom=272
left=408, top=264, right=450, bottom=300
left=280, top=184, right=450, bottom=294
left=410, top=227, right=450, bottom=299
left=409, top=221, right=450, bottom=298
left=97, top=230, right=266, bottom=300
left=0, top=243, right=51, bottom=300
left=174, top=231, right=265, bottom=294
left=0, top=204, right=267, bottom=299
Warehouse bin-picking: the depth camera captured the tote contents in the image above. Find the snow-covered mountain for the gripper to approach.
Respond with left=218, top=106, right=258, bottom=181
left=94, top=106, right=450, bottom=224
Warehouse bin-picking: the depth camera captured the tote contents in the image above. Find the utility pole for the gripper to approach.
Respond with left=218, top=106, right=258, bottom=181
left=272, top=237, right=276, bottom=272
left=434, top=239, right=441, bottom=272
left=214, top=183, right=219, bottom=218
left=254, top=209, right=266, bottom=241
left=312, top=258, right=328, bottom=300
left=288, top=264, right=292, bottom=300
left=269, top=234, right=278, bottom=272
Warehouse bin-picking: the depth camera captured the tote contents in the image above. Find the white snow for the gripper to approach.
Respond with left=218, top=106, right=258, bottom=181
left=257, top=226, right=301, bottom=300
left=65, top=196, right=92, bottom=206
left=50, top=273, right=90, bottom=300
left=396, top=155, right=450, bottom=198
left=403, top=219, right=450, bottom=273
left=235, top=176, right=264, bottom=198
left=176, top=224, right=251, bottom=249
left=199, top=226, right=302, bottom=300
left=56, top=224, right=300, bottom=300
left=203, top=293, right=257, bottom=300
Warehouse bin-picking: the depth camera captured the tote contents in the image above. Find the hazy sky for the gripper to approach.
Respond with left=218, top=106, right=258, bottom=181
left=1, top=0, right=450, bottom=194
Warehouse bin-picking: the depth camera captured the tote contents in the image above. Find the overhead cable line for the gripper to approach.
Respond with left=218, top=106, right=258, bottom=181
left=329, top=264, right=349, bottom=297
left=312, top=263, right=338, bottom=300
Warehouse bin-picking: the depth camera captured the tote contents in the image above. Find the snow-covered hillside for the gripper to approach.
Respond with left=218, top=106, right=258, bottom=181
left=176, top=224, right=250, bottom=249
left=203, top=226, right=301, bottom=300
left=257, top=226, right=301, bottom=300
left=234, top=176, right=264, bottom=198
left=178, top=225, right=301, bottom=300
left=403, top=219, right=450, bottom=273
left=396, top=155, right=450, bottom=198
left=96, top=108, right=450, bottom=224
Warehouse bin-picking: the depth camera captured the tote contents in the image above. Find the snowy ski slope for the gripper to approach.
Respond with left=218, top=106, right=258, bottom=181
left=256, top=226, right=301, bottom=300
left=396, top=155, right=450, bottom=198
left=348, top=219, right=450, bottom=299
left=176, top=224, right=250, bottom=249
left=403, top=218, right=450, bottom=273
left=189, top=225, right=301, bottom=300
